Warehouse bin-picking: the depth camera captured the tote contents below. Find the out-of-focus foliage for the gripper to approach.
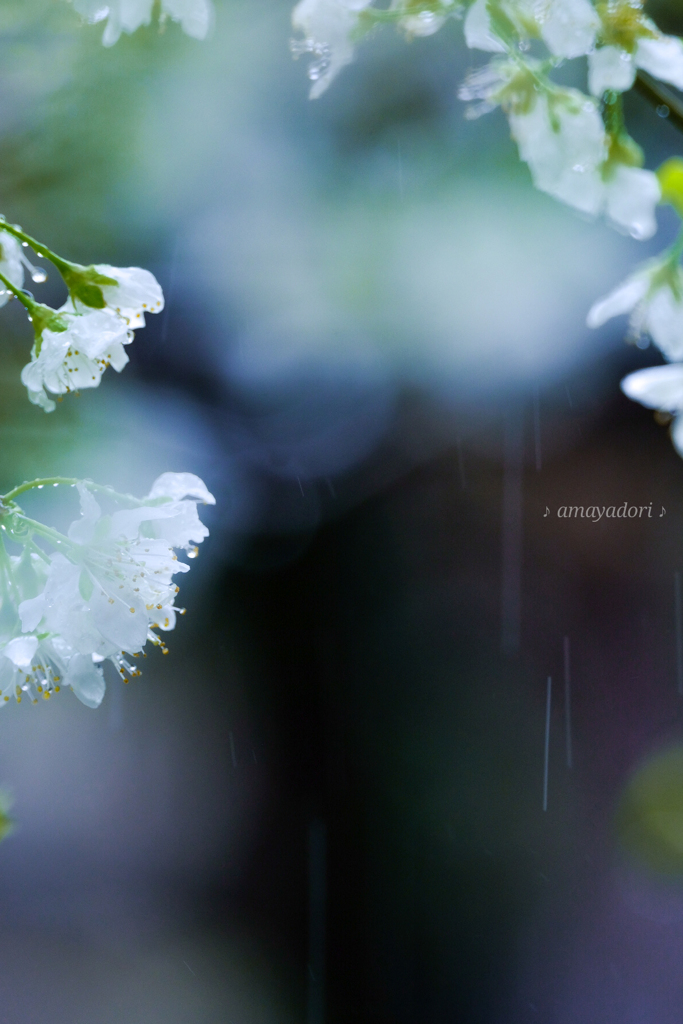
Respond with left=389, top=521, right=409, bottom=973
left=617, top=744, right=683, bottom=875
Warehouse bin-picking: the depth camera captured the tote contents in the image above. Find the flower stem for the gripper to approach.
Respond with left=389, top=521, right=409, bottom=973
left=0, top=537, right=20, bottom=605
left=667, top=226, right=683, bottom=266
left=3, top=478, right=79, bottom=502
left=0, top=269, right=36, bottom=315
left=3, top=477, right=148, bottom=508
left=0, top=222, right=70, bottom=275
left=8, top=514, right=77, bottom=554
left=603, top=92, right=625, bottom=137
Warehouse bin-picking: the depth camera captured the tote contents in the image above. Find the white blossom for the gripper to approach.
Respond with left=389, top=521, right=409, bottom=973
left=0, top=547, right=107, bottom=708
left=621, top=363, right=683, bottom=458
left=0, top=234, right=24, bottom=310
left=589, top=32, right=683, bottom=97
left=508, top=90, right=607, bottom=215
left=291, top=0, right=372, bottom=99
left=14, top=475, right=213, bottom=706
left=0, top=633, right=106, bottom=709
left=602, top=164, right=661, bottom=241
left=464, top=0, right=599, bottom=58
left=587, top=264, right=683, bottom=361
left=459, top=60, right=660, bottom=235
left=88, top=264, right=164, bottom=328
left=20, top=304, right=133, bottom=412
left=71, top=0, right=212, bottom=47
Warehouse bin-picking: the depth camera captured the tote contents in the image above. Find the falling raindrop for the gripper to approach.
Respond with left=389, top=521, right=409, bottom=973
left=533, top=386, right=542, bottom=472
left=543, top=676, right=552, bottom=812
left=675, top=572, right=682, bottom=696
left=563, top=637, right=573, bottom=769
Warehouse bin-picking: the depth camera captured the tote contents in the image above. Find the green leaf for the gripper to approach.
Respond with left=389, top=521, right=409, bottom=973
left=60, top=263, right=118, bottom=310
left=657, top=158, right=683, bottom=219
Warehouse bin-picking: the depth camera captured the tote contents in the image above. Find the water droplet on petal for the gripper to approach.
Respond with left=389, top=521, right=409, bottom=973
left=31, top=270, right=47, bottom=283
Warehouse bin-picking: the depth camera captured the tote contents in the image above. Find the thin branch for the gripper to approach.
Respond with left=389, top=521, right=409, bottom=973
left=635, top=71, right=683, bottom=135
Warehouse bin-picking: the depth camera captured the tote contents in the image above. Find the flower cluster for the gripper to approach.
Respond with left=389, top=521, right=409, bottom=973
left=0, top=220, right=164, bottom=411
left=0, top=473, right=214, bottom=710
left=586, top=159, right=683, bottom=451
left=290, top=0, right=683, bottom=460
left=70, top=0, right=213, bottom=46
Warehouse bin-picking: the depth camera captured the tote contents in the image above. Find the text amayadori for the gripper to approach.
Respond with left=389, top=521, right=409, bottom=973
left=557, top=504, right=652, bottom=521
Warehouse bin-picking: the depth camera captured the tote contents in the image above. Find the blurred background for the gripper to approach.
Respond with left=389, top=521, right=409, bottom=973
left=2, top=0, right=683, bottom=1020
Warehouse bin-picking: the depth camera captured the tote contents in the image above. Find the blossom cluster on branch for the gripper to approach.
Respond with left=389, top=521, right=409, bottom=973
left=0, top=473, right=214, bottom=710
left=290, top=0, right=683, bottom=456
left=0, top=219, right=163, bottom=411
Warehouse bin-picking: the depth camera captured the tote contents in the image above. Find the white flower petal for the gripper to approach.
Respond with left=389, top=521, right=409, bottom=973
left=18, top=594, right=45, bottom=633
left=161, top=0, right=213, bottom=39
left=620, top=364, right=683, bottom=412
left=509, top=92, right=606, bottom=215
left=151, top=502, right=210, bottom=549
left=72, top=0, right=111, bottom=21
left=587, top=274, right=649, bottom=328
left=292, top=0, right=372, bottom=99
left=78, top=0, right=153, bottom=45
left=108, top=504, right=181, bottom=541
left=147, top=472, right=216, bottom=504
left=588, top=45, right=636, bottom=96
left=2, top=636, right=38, bottom=669
left=41, top=555, right=113, bottom=658
left=645, top=286, right=683, bottom=361
left=540, top=0, right=599, bottom=59
left=101, top=14, right=123, bottom=46
left=156, top=606, right=177, bottom=631
left=65, top=654, right=106, bottom=709
left=671, top=414, right=683, bottom=458
left=464, top=0, right=505, bottom=52
left=636, top=35, right=683, bottom=91
left=68, top=484, right=102, bottom=544
left=92, top=264, right=164, bottom=320
left=605, top=166, right=661, bottom=240
left=88, top=587, right=149, bottom=652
